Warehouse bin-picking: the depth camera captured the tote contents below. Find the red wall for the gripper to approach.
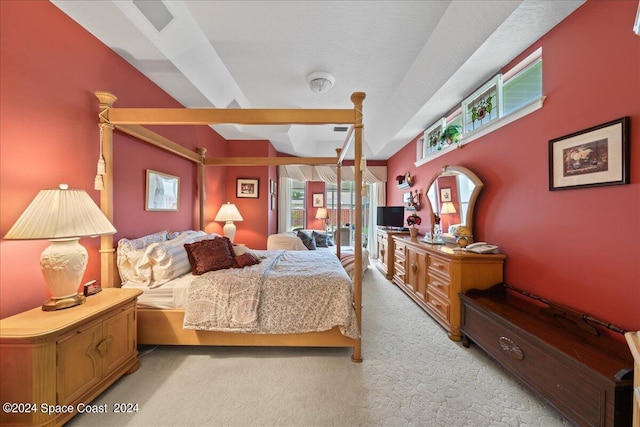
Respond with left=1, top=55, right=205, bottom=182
left=0, top=1, right=228, bottom=317
left=222, top=140, right=278, bottom=249
left=387, top=0, right=639, bottom=332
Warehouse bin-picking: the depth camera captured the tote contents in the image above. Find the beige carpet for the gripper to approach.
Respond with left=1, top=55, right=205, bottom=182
left=68, top=262, right=570, bottom=427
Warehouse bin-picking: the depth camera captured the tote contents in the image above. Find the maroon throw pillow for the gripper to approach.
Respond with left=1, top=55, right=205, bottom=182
left=234, top=253, right=260, bottom=268
left=184, top=238, right=235, bottom=275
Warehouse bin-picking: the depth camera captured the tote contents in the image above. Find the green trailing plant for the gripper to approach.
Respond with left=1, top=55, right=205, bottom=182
left=440, top=124, right=462, bottom=146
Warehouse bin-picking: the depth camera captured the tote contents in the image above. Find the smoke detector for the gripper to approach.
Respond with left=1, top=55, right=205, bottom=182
left=306, top=72, right=335, bottom=94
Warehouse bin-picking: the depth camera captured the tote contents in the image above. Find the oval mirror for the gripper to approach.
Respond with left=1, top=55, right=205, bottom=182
left=425, top=165, right=483, bottom=238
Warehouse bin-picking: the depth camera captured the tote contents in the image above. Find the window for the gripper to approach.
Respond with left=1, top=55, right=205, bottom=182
left=502, top=59, right=542, bottom=116
left=290, top=180, right=305, bottom=230
left=327, top=182, right=370, bottom=246
left=416, top=48, right=543, bottom=165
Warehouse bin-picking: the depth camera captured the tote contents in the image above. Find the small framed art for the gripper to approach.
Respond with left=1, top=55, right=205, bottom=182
left=237, top=178, right=259, bottom=198
left=145, top=170, right=179, bottom=211
left=312, top=193, right=324, bottom=208
left=440, top=187, right=452, bottom=202
left=549, top=117, right=630, bottom=191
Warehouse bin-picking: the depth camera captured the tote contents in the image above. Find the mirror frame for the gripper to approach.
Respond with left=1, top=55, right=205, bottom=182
left=425, top=165, right=484, bottom=237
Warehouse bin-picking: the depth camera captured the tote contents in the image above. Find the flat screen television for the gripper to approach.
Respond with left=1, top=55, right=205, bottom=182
left=376, top=206, right=406, bottom=229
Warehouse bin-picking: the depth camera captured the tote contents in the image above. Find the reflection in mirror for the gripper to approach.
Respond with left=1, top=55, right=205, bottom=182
left=426, top=165, right=483, bottom=238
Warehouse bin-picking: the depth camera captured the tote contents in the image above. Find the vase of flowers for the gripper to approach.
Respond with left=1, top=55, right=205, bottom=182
left=406, top=213, right=421, bottom=237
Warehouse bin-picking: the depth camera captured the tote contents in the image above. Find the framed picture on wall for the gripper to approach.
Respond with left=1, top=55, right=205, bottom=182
left=440, top=187, right=452, bottom=202
left=312, top=193, right=324, bottom=208
left=145, top=169, right=179, bottom=211
left=237, top=178, right=259, bottom=198
left=549, top=116, right=630, bottom=190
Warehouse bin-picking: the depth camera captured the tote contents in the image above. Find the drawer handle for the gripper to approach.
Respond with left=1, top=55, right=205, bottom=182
left=433, top=262, right=446, bottom=269
left=499, top=336, right=524, bottom=360
left=96, top=335, right=113, bottom=357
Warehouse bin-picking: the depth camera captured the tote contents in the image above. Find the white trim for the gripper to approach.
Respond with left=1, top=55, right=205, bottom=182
left=502, top=47, right=542, bottom=82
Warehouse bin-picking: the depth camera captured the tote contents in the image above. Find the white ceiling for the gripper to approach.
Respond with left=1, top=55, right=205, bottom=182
left=52, top=0, right=584, bottom=160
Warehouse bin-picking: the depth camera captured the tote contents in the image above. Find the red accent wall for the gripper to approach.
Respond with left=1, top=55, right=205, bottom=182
left=307, top=182, right=327, bottom=229
left=0, top=1, right=228, bottom=317
left=222, top=140, right=278, bottom=249
left=388, top=0, right=639, bottom=333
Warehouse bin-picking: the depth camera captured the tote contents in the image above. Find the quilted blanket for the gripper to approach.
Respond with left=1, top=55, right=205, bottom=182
left=183, top=250, right=360, bottom=338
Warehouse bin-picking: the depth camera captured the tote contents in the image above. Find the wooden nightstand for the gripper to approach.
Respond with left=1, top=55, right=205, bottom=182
left=0, top=288, right=142, bottom=426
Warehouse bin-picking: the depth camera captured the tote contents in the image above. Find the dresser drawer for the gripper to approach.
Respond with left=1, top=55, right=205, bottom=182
left=428, top=256, right=451, bottom=278
left=428, top=273, right=450, bottom=300
left=426, top=289, right=449, bottom=323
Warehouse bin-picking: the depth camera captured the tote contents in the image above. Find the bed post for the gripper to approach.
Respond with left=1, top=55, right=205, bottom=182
left=197, top=147, right=207, bottom=231
left=335, top=148, right=342, bottom=259
left=351, top=92, right=365, bottom=363
left=95, top=91, right=118, bottom=288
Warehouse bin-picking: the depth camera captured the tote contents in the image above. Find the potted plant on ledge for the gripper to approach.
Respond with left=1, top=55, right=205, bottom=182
left=406, top=212, right=422, bottom=237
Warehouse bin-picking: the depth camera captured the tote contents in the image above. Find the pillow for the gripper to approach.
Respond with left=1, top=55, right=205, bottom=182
left=116, top=230, right=168, bottom=283
left=297, top=230, right=316, bottom=250
left=234, top=252, right=260, bottom=268
left=184, top=237, right=235, bottom=275
left=233, top=244, right=259, bottom=259
left=312, top=231, right=330, bottom=248
left=145, top=233, right=195, bottom=287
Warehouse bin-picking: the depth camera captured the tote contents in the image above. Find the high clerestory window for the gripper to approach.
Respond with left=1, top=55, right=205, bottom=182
left=416, top=48, right=543, bottom=165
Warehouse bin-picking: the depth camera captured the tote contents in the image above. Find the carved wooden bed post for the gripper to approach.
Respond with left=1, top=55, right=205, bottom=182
left=95, top=92, right=117, bottom=288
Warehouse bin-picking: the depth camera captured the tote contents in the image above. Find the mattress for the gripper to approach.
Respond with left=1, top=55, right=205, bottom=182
left=123, top=273, right=192, bottom=309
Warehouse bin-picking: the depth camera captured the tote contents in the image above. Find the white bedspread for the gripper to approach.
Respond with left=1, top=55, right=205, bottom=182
left=183, top=250, right=359, bottom=338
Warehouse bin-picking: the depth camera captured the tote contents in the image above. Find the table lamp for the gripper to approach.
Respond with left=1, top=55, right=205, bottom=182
left=4, top=184, right=117, bottom=310
left=315, top=207, right=329, bottom=227
left=214, top=202, right=243, bottom=242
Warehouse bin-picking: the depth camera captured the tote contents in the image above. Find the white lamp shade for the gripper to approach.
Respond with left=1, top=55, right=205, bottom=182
left=214, top=202, right=243, bottom=222
left=4, top=184, right=116, bottom=240
left=440, top=202, right=457, bottom=215
left=315, top=208, right=328, bottom=219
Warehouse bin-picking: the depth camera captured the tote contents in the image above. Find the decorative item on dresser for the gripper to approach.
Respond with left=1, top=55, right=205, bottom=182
left=391, top=235, right=505, bottom=341
left=0, top=288, right=142, bottom=426
left=460, top=284, right=634, bottom=427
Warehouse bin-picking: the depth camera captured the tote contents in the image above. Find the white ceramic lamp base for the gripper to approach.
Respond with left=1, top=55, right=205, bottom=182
left=223, top=221, right=237, bottom=243
left=40, top=239, right=87, bottom=311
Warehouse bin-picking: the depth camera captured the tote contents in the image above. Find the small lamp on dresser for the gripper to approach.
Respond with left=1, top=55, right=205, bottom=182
left=4, top=184, right=116, bottom=310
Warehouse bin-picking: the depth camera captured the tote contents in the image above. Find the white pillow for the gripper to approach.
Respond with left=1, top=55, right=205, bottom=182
left=146, top=233, right=198, bottom=288
left=117, top=230, right=168, bottom=283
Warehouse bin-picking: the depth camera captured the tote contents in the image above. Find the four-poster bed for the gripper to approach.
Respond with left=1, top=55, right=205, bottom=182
left=95, top=91, right=366, bottom=362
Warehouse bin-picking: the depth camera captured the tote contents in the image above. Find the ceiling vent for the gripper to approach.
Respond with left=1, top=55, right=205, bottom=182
left=333, top=126, right=349, bottom=132
left=133, top=0, right=174, bottom=32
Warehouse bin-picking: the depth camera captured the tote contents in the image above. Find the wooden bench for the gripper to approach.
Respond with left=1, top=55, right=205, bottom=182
left=460, top=283, right=633, bottom=427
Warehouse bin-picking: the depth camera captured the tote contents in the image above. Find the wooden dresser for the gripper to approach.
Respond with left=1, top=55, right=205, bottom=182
left=391, top=235, right=505, bottom=341
left=0, top=288, right=142, bottom=426
left=626, top=331, right=640, bottom=427
left=461, top=285, right=633, bottom=427
left=375, top=228, right=410, bottom=280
